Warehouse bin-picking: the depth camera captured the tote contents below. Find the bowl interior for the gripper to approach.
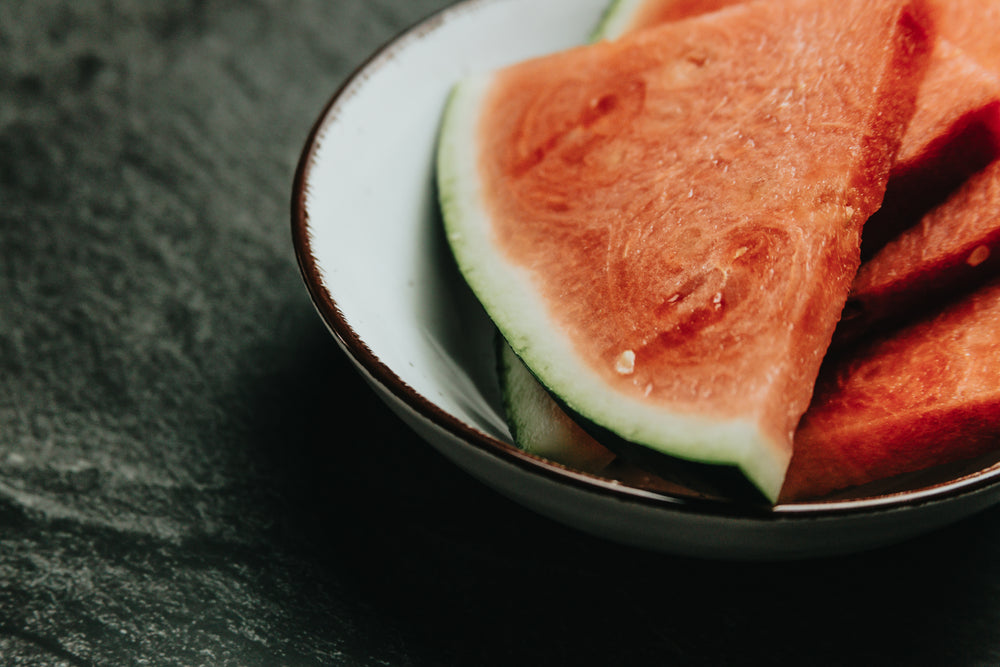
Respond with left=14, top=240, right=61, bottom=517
left=294, top=0, right=1000, bottom=514
left=299, top=0, right=615, bottom=443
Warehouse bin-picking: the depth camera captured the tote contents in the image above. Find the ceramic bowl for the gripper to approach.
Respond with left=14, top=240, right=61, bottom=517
left=291, top=0, right=1000, bottom=559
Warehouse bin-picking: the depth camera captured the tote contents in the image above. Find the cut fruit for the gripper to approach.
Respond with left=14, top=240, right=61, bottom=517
left=498, top=334, right=769, bottom=501
left=497, top=336, right=616, bottom=474
left=840, top=158, right=1000, bottom=344
left=437, top=0, right=931, bottom=501
left=861, top=41, right=1000, bottom=259
left=591, top=0, right=1000, bottom=260
left=781, top=278, right=1000, bottom=502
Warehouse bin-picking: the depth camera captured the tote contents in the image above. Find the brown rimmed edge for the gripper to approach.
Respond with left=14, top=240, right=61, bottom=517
left=289, top=0, right=1000, bottom=523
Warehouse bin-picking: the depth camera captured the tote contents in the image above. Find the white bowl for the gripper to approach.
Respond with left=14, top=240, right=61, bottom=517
left=291, top=0, right=1000, bottom=559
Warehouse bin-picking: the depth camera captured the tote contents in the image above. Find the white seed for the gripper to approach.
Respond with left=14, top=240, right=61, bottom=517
left=615, top=350, right=636, bottom=375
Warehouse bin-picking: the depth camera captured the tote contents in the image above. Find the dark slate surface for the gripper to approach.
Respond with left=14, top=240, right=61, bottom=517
left=3, top=1, right=1000, bottom=665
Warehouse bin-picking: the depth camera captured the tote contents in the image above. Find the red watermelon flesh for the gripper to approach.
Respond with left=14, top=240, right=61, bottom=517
left=860, top=41, right=1000, bottom=259
left=781, top=277, right=1000, bottom=502
left=840, top=158, right=1000, bottom=345
left=836, top=46, right=1000, bottom=344
left=928, top=0, right=1000, bottom=74
left=599, top=0, right=1000, bottom=259
left=864, top=0, right=1000, bottom=259
left=464, top=0, right=931, bottom=499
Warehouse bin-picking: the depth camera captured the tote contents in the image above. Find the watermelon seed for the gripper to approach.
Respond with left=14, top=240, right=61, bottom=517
left=615, top=350, right=636, bottom=375
left=967, top=245, right=990, bottom=267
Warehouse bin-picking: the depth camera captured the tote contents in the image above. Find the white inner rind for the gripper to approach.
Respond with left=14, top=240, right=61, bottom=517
left=437, top=73, right=790, bottom=503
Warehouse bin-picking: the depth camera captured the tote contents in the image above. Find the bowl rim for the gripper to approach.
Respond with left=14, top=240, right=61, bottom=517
left=290, top=0, right=1000, bottom=523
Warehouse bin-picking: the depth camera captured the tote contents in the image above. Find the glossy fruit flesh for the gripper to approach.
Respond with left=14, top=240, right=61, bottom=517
left=439, top=0, right=930, bottom=500
left=860, top=41, right=1000, bottom=261
left=841, top=158, right=1000, bottom=344
left=781, top=278, right=1000, bottom=501
left=928, top=0, right=1000, bottom=73
left=595, top=0, right=1000, bottom=266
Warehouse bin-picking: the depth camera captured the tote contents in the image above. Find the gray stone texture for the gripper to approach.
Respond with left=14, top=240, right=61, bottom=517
left=2, top=1, right=1000, bottom=665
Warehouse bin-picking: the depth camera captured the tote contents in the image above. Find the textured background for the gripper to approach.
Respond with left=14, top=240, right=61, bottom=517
left=3, top=1, right=1000, bottom=665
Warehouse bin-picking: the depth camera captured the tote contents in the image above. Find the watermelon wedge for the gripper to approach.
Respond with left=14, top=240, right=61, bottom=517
left=861, top=41, right=1000, bottom=260
left=781, top=278, right=1000, bottom=501
left=593, top=0, right=1000, bottom=260
left=497, top=335, right=617, bottom=475
left=500, top=261, right=1000, bottom=503
left=928, top=0, right=1000, bottom=73
left=841, top=158, right=1000, bottom=344
left=437, top=0, right=931, bottom=501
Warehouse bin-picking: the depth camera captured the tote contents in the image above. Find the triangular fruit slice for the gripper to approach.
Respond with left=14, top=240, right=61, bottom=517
left=437, top=0, right=931, bottom=501
left=840, top=156, right=1000, bottom=344
left=781, top=277, right=1000, bottom=502
left=593, top=0, right=1000, bottom=260
left=861, top=39, right=1000, bottom=258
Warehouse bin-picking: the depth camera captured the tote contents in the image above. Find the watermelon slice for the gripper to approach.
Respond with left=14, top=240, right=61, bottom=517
left=861, top=41, right=1000, bottom=260
left=438, top=0, right=931, bottom=501
left=841, top=158, right=1000, bottom=344
left=497, top=335, right=776, bottom=500
left=593, top=0, right=1000, bottom=260
left=780, top=278, right=1000, bottom=501
left=928, top=0, right=1000, bottom=73
left=497, top=335, right=617, bottom=474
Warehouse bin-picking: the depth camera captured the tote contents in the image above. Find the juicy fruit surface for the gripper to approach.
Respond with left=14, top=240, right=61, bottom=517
left=591, top=0, right=1000, bottom=500
left=488, top=0, right=1000, bottom=502
left=843, top=158, right=1000, bottom=343
left=861, top=40, right=1000, bottom=260
left=595, top=0, right=1000, bottom=265
left=481, top=0, right=923, bottom=426
left=929, top=0, right=1000, bottom=73
left=442, top=0, right=930, bottom=500
left=781, top=278, right=1000, bottom=501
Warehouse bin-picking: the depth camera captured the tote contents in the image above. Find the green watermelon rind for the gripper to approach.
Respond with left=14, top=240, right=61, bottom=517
left=497, top=336, right=617, bottom=474
left=589, top=0, right=648, bottom=41
left=498, top=0, right=650, bottom=483
left=436, top=74, right=790, bottom=502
